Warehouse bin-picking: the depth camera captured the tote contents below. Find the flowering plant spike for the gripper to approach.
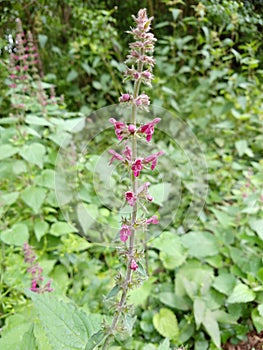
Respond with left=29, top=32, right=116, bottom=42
left=102, top=8, right=163, bottom=349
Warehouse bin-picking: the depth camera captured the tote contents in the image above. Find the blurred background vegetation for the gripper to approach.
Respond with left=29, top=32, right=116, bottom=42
left=1, top=1, right=263, bottom=349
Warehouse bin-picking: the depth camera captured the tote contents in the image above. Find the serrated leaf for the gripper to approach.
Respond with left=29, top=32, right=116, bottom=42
left=211, top=208, right=233, bottom=227
left=34, top=220, right=49, bottom=241
left=235, top=140, right=248, bottom=156
left=213, top=273, right=236, bottom=295
left=50, top=221, right=77, bottom=236
left=21, top=324, right=37, bottom=350
left=0, top=192, right=19, bottom=206
left=194, top=298, right=206, bottom=329
left=25, top=115, right=52, bottom=126
left=252, top=308, right=263, bottom=333
left=249, top=219, right=263, bottom=240
left=158, top=338, right=170, bottom=350
left=1, top=223, right=29, bottom=246
left=85, top=330, right=105, bottom=350
left=21, top=186, right=47, bottom=214
left=149, top=183, right=171, bottom=206
left=153, top=308, right=179, bottom=340
left=30, top=293, right=102, bottom=350
left=202, top=309, right=221, bottom=348
left=38, top=34, right=48, bottom=48
left=227, top=283, right=255, bottom=303
left=0, top=144, right=18, bottom=160
left=19, top=143, right=46, bottom=168
left=67, top=70, right=78, bottom=82
left=151, top=231, right=186, bottom=269
left=181, top=231, right=219, bottom=258
left=105, top=285, right=120, bottom=300
left=159, top=292, right=190, bottom=311
left=35, top=169, right=55, bottom=189
left=77, top=203, right=99, bottom=234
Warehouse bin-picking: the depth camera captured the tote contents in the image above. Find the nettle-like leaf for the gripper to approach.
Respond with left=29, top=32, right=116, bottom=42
left=153, top=308, right=179, bottom=340
left=30, top=292, right=102, bottom=350
left=1, top=222, right=29, bottom=246
left=19, top=142, right=46, bottom=168
left=21, top=186, right=47, bottom=214
left=227, top=283, right=256, bottom=303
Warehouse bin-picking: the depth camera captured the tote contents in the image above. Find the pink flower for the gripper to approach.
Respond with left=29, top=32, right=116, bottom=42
left=140, top=118, right=161, bottom=142
left=128, top=124, right=136, bottom=133
left=132, top=159, right=143, bottom=177
left=135, top=93, right=150, bottom=107
left=119, top=93, right=131, bottom=102
left=122, top=146, right=132, bottom=161
left=108, top=149, right=124, bottom=165
left=120, top=224, right=131, bottom=242
left=143, top=151, right=165, bottom=170
left=109, top=118, right=126, bottom=140
left=146, top=215, right=159, bottom=225
left=125, top=191, right=136, bottom=206
left=142, top=70, right=152, bottom=80
left=130, top=259, right=138, bottom=271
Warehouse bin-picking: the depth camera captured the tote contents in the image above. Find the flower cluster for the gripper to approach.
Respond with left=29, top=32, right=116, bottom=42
left=23, top=243, right=53, bottom=293
left=108, top=9, right=163, bottom=272
left=8, top=19, right=58, bottom=113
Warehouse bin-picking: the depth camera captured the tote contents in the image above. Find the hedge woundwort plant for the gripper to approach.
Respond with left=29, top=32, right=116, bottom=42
left=103, top=8, right=164, bottom=348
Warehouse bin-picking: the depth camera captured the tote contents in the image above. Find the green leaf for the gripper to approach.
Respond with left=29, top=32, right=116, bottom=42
left=252, top=308, right=263, bottom=333
left=151, top=231, right=186, bottom=269
left=21, top=324, right=37, bottom=350
left=249, top=219, right=263, bottom=240
left=19, top=143, right=46, bottom=168
left=227, top=283, right=255, bottom=303
left=1, top=223, right=29, bottom=246
left=77, top=203, right=99, bottom=234
left=21, top=186, right=47, bottom=214
left=181, top=231, right=219, bottom=258
left=85, top=330, right=106, bottom=350
left=202, top=309, right=221, bottom=348
left=212, top=273, right=236, bottom=295
left=0, top=192, right=19, bottom=206
left=25, top=115, right=52, bottom=126
left=158, top=338, right=170, bottom=350
left=50, top=221, right=77, bottom=236
left=30, top=293, right=102, bottom=350
left=35, top=169, right=55, bottom=189
left=149, top=183, right=171, bottom=206
left=0, top=144, right=18, bottom=160
left=34, top=220, right=49, bottom=241
left=211, top=208, right=233, bottom=227
left=158, top=292, right=190, bottom=311
left=67, top=70, right=78, bottom=82
left=235, top=140, right=247, bottom=156
left=38, top=34, right=48, bottom=48
left=153, top=308, right=179, bottom=340
left=129, top=278, right=156, bottom=307
left=194, top=298, right=206, bottom=329
left=105, top=285, right=120, bottom=300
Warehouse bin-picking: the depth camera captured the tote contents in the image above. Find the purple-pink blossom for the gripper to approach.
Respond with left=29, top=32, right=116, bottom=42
left=132, top=159, right=143, bottom=177
left=122, top=146, right=132, bottom=161
left=119, top=93, right=131, bottom=102
left=108, top=149, right=124, bottom=165
left=130, top=259, right=138, bottom=271
left=109, top=118, right=126, bottom=140
left=125, top=191, right=136, bottom=206
left=143, top=150, right=165, bottom=170
left=146, top=215, right=159, bottom=225
left=120, top=224, right=131, bottom=242
left=140, top=118, right=161, bottom=142
left=135, top=93, right=150, bottom=107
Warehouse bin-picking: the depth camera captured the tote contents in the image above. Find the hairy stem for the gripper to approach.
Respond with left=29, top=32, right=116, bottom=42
left=102, top=52, right=144, bottom=350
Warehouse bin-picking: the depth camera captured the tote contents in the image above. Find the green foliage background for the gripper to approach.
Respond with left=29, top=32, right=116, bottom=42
left=0, top=0, right=263, bottom=349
